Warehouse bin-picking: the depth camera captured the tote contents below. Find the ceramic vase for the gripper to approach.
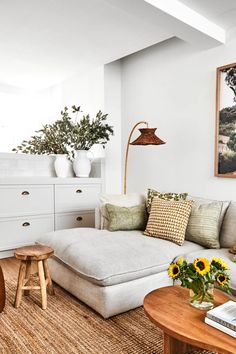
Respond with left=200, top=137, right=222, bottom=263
left=54, top=155, right=70, bottom=178
left=73, top=150, right=91, bottom=177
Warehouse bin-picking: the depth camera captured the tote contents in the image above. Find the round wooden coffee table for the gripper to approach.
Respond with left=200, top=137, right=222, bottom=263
left=144, top=286, right=235, bottom=354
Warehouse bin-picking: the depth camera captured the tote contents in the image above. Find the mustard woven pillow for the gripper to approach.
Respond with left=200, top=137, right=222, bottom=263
left=144, top=198, right=193, bottom=245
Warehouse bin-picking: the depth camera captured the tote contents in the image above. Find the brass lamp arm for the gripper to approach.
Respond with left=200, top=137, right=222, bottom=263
left=124, top=121, right=148, bottom=194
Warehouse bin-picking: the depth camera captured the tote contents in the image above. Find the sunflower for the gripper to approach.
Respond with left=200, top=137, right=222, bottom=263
left=193, top=258, right=210, bottom=276
left=212, top=257, right=229, bottom=270
left=217, top=273, right=229, bottom=286
left=177, top=257, right=184, bottom=266
left=168, top=263, right=180, bottom=279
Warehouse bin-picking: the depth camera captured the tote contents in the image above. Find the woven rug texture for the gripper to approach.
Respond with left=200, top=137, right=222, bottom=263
left=0, top=261, right=217, bottom=354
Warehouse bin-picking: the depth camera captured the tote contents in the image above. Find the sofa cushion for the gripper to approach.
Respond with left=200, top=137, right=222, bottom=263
left=37, top=228, right=204, bottom=287
left=99, top=193, right=146, bottom=229
left=144, top=198, right=193, bottom=245
left=189, top=196, right=230, bottom=227
left=146, top=188, right=188, bottom=213
left=104, top=203, right=148, bottom=231
left=185, top=201, right=223, bottom=249
left=220, top=201, right=236, bottom=248
left=174, top=248, right=236, bottom=292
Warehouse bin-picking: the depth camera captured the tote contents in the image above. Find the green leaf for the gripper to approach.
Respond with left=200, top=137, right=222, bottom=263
left=12, top=104, right=113, bottom=156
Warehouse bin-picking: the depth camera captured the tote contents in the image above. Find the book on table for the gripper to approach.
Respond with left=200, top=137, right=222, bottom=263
left=206, top=300, right=236, bottom=331
left=205, top=317, right=236, bottom=338
left=204, top=300, right=236, bottom=338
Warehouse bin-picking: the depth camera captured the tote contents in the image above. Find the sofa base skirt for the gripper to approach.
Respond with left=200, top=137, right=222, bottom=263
left=48, top=258, right=173, bottom=319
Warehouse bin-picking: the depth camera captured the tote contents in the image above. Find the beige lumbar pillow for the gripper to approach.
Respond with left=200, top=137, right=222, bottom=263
left=144, top=198, right=193, bottom=245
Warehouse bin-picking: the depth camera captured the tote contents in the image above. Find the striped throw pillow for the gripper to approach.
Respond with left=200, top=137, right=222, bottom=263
left=185, top=201, right=223, bottom=248
left=144, top=198, right=193, bottom=245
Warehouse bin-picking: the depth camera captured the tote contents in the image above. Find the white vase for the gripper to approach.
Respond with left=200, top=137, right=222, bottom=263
left=54, top=155, right=70, bottom=178
left=73, top=150, right=91, bottom=177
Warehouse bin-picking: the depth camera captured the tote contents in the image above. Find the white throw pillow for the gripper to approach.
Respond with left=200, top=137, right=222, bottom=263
left=98, top=193, right=146, bottom=229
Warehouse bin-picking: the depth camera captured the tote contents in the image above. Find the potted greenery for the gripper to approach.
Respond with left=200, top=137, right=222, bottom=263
left=71, top=108, right=113, bottom=177
left=13, top=105, right=114, bottom=178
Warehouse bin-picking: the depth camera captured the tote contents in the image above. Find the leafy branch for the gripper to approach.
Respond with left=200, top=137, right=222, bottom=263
left=12, top=105, right=114, bottom=157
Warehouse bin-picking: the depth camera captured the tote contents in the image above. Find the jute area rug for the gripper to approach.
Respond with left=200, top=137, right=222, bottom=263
left=0, top=260, right=216, bottom=354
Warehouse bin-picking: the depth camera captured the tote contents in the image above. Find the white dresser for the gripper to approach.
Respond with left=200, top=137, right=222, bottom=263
left=0, top=177, right=103, bottom=258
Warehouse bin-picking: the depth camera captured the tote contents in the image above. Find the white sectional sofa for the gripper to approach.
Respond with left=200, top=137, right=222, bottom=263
left=37, top=196, right=236, bottom=319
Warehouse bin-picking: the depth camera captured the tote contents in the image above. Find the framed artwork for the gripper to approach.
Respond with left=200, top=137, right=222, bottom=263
left=215, top=62, right=236, bottom=177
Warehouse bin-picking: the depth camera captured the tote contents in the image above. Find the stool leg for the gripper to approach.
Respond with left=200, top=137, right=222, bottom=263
left=38, top=260, right=47, bottom=310
left=24, top=261, right=31, bottom=296
left=14, top=261, right=27, bottom=308
left=43, top=259, right=55, bottom=296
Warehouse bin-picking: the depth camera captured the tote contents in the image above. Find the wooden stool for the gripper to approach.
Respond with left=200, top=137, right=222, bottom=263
left=14, top=245, right=54, bottom=310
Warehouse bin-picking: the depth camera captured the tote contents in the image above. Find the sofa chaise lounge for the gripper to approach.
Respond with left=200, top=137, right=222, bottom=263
left=37, top=195, right=236, bottom=318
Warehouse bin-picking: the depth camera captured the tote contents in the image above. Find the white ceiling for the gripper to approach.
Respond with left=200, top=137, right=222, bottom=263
left=179, top=0, right=236, bottom=29
left=0, top=0, right=235, bottom=90
left=0, top=0, right=173, bottom=89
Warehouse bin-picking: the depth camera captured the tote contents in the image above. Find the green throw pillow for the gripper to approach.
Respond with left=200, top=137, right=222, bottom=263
left=185, top=201, right=223, bottom=248
left=104, top=203, right=148, bottom=231
left=146, top=188, right=188, bottom=213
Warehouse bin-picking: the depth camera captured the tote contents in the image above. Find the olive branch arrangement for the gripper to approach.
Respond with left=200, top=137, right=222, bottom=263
left=13, top=105, right=114, bottom=158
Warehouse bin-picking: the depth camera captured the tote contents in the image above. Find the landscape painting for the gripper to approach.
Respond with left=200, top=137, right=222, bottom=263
left=215, top=62, right=236, bottom=177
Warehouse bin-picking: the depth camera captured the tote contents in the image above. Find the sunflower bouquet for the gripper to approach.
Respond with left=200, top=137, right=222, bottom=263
left=168, top=257, right=231, bottom=309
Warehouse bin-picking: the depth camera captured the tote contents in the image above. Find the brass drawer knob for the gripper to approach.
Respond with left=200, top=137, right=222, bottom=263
left=22, top=222, right=30, bottom=227
left=76, top=216, right=83, bottom=221
left=76, top=189, right=82, bottom=193
left=21, top=191, right=30, bottom=195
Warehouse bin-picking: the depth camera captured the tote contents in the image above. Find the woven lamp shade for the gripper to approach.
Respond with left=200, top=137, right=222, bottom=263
left=124, top=121, right=166, bottom=194
left=130, top=128, right=165, bottom=145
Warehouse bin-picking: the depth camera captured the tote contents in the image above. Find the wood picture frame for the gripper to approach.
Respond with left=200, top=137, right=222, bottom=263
left=215, top=62, right=236, bottom=178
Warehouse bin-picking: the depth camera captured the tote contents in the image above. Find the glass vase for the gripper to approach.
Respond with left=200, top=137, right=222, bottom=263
left=189, top=284, right=214, bottom=310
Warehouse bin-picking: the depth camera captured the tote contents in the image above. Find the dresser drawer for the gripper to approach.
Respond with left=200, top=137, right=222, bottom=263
left=55, top=184, right=101, bottom=213
left=0, top=185, right=53, bottom=217
left=0, top=214, right=54, bottom=251
left=55, top=211, right=95, bottom=230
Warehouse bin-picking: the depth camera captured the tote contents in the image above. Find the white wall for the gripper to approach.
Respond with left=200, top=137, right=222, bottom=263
left=104, top=61, right=122, bottom=193
left=121, top=34, right=236, bottom=201
left=59, top=67, right=104, bottom=116
left=0, top=85, right=61, bottom=152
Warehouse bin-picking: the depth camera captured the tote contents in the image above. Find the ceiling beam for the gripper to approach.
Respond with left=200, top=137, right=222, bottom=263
left=144, top=0, right=225, bottom=48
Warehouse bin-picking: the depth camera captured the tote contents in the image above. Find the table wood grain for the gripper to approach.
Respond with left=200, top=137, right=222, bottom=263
left=143, top=286, right=236, bottom=354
